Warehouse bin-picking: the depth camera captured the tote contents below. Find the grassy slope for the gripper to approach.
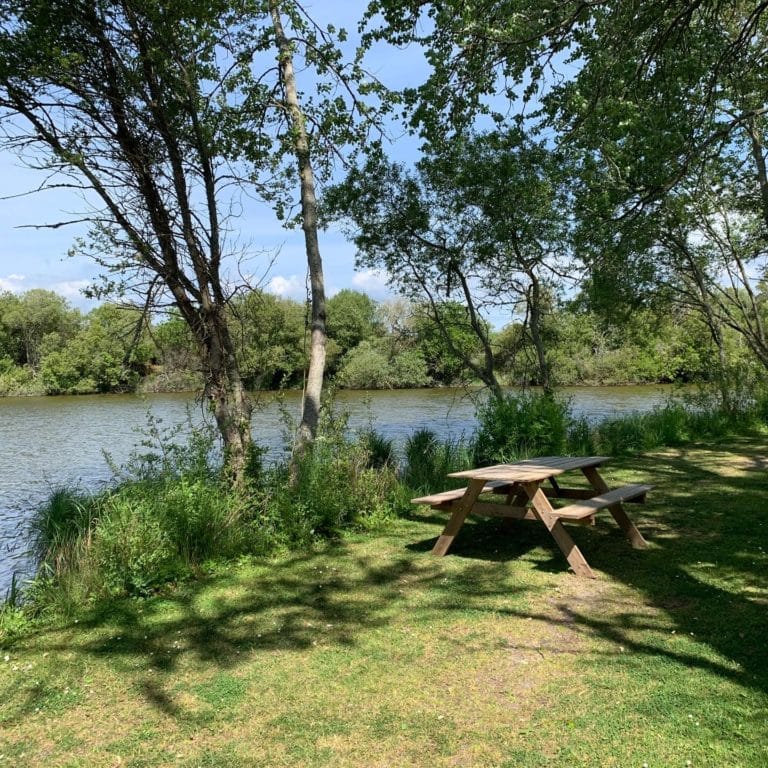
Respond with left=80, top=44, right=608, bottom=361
left=1, top=435, right=767, bottom=767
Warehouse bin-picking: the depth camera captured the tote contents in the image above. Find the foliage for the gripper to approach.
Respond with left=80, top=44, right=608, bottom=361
left=326, top=289, right=380, bottom=356
left=0, top=362, right=38, bottom=396
left=401, top=428, right=473, bottom=493
left=260, top=411, right=406, bottom=544
left=357, top=428, right=396, bottom=470
left=230, top=290, right=307, bottom=390
left=412, top=301, right=483, bottom=384
left=0, top=289, right=80, bottom=369
left=29, top=488, right=99, bottom=579
left=473, top=391, right=571, bottom=464
left=335, top=340, right=430, bottom=389
left=0, top=281, right=763, bottom=395
left=21, top=404, right=406, bottom=610
left=40, top=304, right=153, bottom=394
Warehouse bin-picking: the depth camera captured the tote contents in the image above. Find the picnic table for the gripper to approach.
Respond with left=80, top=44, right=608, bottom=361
left=411, top=456, right=651, bottom=579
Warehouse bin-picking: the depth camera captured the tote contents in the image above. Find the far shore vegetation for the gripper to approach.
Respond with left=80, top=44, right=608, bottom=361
left=0, top=286, right=760, bottom=398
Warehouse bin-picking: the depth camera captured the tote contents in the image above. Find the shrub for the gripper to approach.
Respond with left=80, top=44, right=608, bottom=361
left=358, top=428, right=396, bottom=469
left=90, top=495, right=182, bottom=596
left=566, top=416, right=595, bottom=455
left=473, top=391, right=571, bottom=465
left=29, top=487, right=98, bottom=577
left=265, top=437, right=403, bottom=541
left=402, top=428, right=473, bottom=493
left=335, top=342, right=393, bottom=389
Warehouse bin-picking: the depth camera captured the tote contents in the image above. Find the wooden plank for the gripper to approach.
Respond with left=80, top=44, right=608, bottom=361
left=553, top=484, right=653, bottom=520
left=523, top=482, right=596, bottom=579
left=411, top=480, right=510, bottom=506
left=431, top=478, right=486, bottom=556
left=448, top=456, right=610, bottom=483
left=581, top=467, right=649, bottom=549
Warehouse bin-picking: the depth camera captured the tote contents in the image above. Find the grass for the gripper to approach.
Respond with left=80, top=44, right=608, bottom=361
left=1, top=433, right=767, bottom=767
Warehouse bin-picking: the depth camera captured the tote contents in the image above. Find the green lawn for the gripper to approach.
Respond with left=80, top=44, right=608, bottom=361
left=2, top=436, right=767, bottom=767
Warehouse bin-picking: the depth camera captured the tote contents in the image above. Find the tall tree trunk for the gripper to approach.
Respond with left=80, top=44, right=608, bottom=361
left=173, top=294, right=253, bottom=487
left=203, top=321, right=254, bottom=486
left=746, top=115, right=768, bottom=232
left=526, top=270, right=552, bottom=394
left=270, top=0, right=327, bottom=452
left=683, top=251, right=732, bottom=411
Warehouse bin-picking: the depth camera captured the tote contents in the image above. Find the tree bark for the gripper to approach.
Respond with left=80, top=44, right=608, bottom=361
left=270, top=0, right=327, bottom=452
left=526, top=270, right=552, bottom=393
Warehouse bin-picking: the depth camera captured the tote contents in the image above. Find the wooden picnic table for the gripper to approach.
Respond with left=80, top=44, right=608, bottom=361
left=411, top=456, right=651, bottom=579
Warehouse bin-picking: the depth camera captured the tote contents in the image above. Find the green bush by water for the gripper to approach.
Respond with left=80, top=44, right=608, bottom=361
left=474, top=391, right=571, bottom=464
left=22, top=408, right=407, bottom=613
left=401, top=428, right=473, bottom=493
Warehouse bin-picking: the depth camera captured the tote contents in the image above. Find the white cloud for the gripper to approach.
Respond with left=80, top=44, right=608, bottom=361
left=0, top=274, right=25, bottom=292
left=266, top=274, right=305, bottom=299
left=351, top=268, right=392, bottom=296
left=52, top=279, right=92, bottom=300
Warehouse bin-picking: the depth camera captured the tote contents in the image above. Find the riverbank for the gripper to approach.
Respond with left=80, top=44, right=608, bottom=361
left=0, top=386, right=700, bottom=598
left=2, top=433, right=767, bottom=767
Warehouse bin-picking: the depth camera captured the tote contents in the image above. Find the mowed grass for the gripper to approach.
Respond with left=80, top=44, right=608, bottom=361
left=1, top=435, right=767, bottom=767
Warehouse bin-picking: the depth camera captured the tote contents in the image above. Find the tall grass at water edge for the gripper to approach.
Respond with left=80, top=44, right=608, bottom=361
left=469, top=387, right=768, bottom=466
left=17, top=410, right=407, bottom=618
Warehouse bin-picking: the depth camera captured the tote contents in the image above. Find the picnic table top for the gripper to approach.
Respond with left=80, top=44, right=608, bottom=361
left=447, top=455, right=612, bottom=484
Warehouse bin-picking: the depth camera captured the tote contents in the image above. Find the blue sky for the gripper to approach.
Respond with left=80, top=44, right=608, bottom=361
left=0, top=4, right=428, bottom=311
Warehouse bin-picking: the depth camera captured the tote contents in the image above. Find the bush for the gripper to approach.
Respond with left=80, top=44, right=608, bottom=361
left=402, top=428, right=473, bottom=493
left=263, top=425, right=404, bottom=543
left=473, top=391, right=571, bottom=465
left=90, top=495, right=182, bottom=596
left=335, top=341, right=431, bottom=389
left=29, top=488, right=98, bottom=578
left=355, top=428, right=396, bottom=470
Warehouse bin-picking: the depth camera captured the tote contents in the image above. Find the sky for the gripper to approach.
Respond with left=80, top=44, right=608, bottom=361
left=0, top=3, right=428, bottom=312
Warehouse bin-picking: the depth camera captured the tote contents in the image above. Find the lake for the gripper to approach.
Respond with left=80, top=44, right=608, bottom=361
left=0, top=385, right=675, bottom=596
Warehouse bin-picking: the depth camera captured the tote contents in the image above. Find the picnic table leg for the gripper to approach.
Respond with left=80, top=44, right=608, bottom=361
left=502, top=486, right=530, bottom=530
left=523, top=482, right=596, bottom=579
left=581, top=467, right=648, bottom=549
left=431, top=478, right=486, bottom=556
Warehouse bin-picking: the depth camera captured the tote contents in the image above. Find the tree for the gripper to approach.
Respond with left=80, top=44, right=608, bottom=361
left=0, top=1, right=380, bottom=482
left=326, top=131, right=573, bottom=393
left=366, top=1, right=768, bottom=389
left=0, top=0, right=258, bottom=482
left=231, top=290, right=305, bottom=390
left=2, top=289, right=80, bottom=370
left=40, top=303, right=153, bottom=393
left=234, top=2, right=387, bottom=453
left=266, top=1, right=328, bottom=452
left=326, top=289, right=379, bottom=356
left=411, top=300, right=482, bottom=385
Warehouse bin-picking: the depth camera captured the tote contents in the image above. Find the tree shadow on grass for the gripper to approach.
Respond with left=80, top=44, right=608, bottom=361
left=408, top=439, right=768, bottom=698
left=583, top=446, right=768, bottom=693
left=2, top=537, right=526, bottom=725
left=3, top=439, right=766, bottom=725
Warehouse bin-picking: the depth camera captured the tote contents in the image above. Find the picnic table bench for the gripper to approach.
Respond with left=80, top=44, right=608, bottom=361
left=411, top=456, right=652, bottom=579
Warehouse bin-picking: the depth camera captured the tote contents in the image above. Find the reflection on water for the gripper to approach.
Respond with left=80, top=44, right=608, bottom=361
left=0, top=385, right=675, bottom=595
